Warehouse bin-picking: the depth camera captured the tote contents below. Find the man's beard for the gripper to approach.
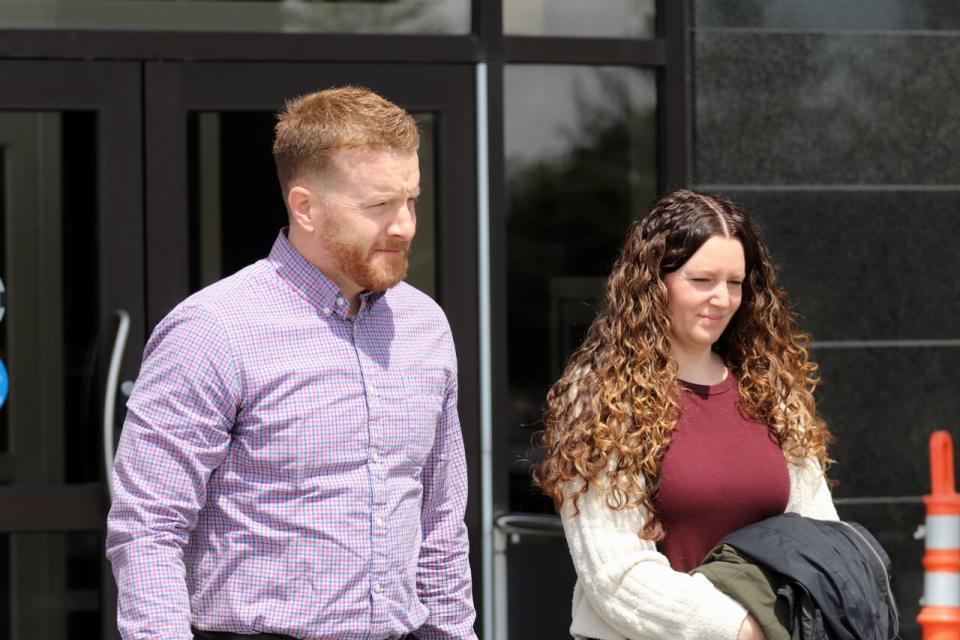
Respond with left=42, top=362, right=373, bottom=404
left=329, top=234, right=410, bottom=292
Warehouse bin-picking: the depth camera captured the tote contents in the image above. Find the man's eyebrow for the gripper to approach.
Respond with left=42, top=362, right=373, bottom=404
left=365, top=186, right=421, bottom=199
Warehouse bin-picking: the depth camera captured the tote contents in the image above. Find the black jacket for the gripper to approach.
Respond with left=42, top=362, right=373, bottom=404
left=706, top=513, right=899, bottom=640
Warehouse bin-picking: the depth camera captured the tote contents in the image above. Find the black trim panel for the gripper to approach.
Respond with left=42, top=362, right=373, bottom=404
left=0, top=485, right=107, bottom=532
left=505, top=36, right=666, bottom=65
left=0, top=30, right=481, bottom=63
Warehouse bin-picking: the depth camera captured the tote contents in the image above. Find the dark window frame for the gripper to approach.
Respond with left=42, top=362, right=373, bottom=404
left=0, top=60, right=144, bottom=530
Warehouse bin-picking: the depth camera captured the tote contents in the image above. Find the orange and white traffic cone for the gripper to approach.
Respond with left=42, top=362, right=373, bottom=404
left=917, top=431, right=960, bottom=640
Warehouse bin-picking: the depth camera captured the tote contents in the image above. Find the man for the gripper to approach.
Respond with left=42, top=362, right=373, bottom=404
left=106, top=87, right=477, bottom=640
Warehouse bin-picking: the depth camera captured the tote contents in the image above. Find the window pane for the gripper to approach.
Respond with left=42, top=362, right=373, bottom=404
left=188, top=111, right=437, bottom=298
left=504, top=65, right=657, bottom=512
left=0, top=0, right=468, bottom=34
left=504, top=0, right=656, bottom=38
left=0, top=111, right=101, bottom=485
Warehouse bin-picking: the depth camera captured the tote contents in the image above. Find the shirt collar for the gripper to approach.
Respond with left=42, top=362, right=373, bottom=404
left=268, top=229, right=386, bottom=318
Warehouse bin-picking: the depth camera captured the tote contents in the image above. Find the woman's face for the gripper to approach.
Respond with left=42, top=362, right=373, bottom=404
left=663, top=235, right=746, bottom=357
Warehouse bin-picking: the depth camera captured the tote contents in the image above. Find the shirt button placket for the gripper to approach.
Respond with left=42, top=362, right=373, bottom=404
left=356, top=313, right=389, bottom=624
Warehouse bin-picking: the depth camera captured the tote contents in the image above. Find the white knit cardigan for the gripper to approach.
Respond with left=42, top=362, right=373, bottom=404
left=560, top=455, right=839, bottom=640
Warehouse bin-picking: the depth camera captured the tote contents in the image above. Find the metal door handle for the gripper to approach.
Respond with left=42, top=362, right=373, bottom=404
left=103, top=309, right=130, bottom=500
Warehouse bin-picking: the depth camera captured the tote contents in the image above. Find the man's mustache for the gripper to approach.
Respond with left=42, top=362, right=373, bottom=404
left=375, top=241, right=411, bottom=253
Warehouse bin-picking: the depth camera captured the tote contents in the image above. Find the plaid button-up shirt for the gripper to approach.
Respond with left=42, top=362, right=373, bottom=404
left=107, top=231, right=476, bottom=640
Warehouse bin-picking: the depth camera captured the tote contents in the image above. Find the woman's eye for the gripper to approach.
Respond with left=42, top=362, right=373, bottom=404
left=729, top=280, right=743, bottom=286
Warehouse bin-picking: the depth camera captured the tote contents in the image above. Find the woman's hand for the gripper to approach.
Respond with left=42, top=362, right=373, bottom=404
left=737, top=613, right=767, bottom=640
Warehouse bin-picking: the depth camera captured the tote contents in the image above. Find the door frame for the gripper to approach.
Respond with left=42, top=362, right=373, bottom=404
left=0, top=60, right=144, bottom=640
left=0, top=60, right=144, bottom=527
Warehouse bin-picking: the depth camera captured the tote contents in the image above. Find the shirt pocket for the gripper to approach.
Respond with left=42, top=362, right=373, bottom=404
left=393, top=367, right=447, bottom=467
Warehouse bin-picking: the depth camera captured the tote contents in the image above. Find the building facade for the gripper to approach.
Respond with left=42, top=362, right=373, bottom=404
left=0, top=1, right=954, bottom=638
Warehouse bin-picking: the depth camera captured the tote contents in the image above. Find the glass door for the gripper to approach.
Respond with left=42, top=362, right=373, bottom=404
left=0, top=61, right=144, bottom=640
left=142, top=60, right=483, bottom=612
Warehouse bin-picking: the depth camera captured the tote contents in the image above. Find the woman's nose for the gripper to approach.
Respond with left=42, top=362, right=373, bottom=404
left=710, top=284, right=730, bottom=308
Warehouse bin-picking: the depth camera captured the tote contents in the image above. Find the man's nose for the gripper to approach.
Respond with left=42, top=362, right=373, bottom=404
left=388, top=202, right=416, bottom=239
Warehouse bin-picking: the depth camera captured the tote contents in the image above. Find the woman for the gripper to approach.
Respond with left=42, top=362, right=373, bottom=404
left=534, top=189, right=838, bottom=640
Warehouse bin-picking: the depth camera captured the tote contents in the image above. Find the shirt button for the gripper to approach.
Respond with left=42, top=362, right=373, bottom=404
left=336, top=296, right=345, bottom=306
left=376, top=517, right=385, bottom=527
left=322, top=307, right=331, bottom=315
left=373, top=583, right=382, bottom=594
left=371, top=451, right=380, bottom=462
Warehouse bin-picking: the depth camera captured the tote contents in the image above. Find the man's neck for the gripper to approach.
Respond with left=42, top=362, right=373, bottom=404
left=288, top=228, right=362, bottom=313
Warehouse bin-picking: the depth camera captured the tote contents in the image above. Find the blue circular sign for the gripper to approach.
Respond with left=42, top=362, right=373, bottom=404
left=0, top=359, right=7, bottom=410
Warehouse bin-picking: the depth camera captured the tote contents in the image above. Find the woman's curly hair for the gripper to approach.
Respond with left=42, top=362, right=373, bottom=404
left=533, top=189, right=834, bottom=540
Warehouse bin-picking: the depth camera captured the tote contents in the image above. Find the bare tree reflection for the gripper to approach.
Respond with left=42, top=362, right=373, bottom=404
left=505, top=68, right=656, bottom=511
left=279, top=0, right=460, bottom=34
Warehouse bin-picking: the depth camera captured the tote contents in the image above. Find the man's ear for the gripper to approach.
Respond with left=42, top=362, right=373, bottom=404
left=287, top=185, right=315, bottom=232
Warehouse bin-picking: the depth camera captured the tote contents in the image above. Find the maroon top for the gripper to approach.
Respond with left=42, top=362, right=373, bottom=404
left=654, top=372, right=789, bottom=572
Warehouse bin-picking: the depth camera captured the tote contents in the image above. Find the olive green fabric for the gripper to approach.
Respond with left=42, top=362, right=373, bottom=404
left=693, top=544, right=791, bottom=640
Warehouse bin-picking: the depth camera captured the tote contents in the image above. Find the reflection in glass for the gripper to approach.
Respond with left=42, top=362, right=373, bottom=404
left=504, top=0, right=656, bottom=38
left=188, top=111, right=437, bottom=298
left=0, top=532, right=103, bottom=639
left=504, top=65, right=657, bottom=511
left=0, top=0, right=469, bottom=33
left=0, top=112, right=100, bottom=483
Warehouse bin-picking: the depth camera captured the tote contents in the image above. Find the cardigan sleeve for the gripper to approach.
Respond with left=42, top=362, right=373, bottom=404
left=561, top=478, right=748, bottom=640
left=785, top=456, right=839, bottom=521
